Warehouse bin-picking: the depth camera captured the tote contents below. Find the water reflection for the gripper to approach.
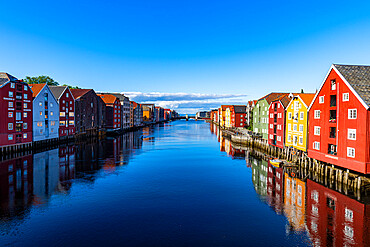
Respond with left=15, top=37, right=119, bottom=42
left=211, top=123, right=370, bottom=247
left=0, top=129, right=145, bottom=223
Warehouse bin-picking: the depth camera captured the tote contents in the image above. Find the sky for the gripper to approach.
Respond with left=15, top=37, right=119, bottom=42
left=1, top=0, right=370, bottom=114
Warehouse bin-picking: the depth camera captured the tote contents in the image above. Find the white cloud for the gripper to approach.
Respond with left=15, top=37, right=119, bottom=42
left=123, top=92, right=248, bottom=114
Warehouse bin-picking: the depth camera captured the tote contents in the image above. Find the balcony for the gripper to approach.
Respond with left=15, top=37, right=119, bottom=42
left=328, top=144, right=337, bottom=156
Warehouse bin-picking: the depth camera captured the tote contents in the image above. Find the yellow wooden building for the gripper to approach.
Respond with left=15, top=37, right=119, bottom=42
left=285, top=93, right=315, bottom=151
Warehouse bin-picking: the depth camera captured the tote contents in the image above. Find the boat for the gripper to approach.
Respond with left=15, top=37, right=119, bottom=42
left=269, top=159, right=283, bottom=168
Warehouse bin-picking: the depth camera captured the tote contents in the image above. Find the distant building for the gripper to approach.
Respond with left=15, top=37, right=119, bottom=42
left=246, top=100, right=257, bottom=128
left=253, top=93, right=288, bottom=140
left=29, top=83, right=59, bottom=141
left=131, top=101, right=143, bottom=127
left=196, top=111, right=210, bottom=119
left=285, top=93, right=315, bottom=151
left=49, top=86, right=76, bottom=137
left=70, top=89, right=106, bottom=135
left=142, top=104, right=155, bottom=122
left=98, top=93, right=130, bottom=130
left=97, top=94, right=121, bottom=131
left=267, top=94, right=291, bottom=149
left=0, top=73, right=33, bottom=146
left=225, top=105, right=246, bottom=128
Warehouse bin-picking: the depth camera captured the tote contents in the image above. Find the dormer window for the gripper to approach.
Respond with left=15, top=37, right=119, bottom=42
left=331, top=79, right=336, bottom=90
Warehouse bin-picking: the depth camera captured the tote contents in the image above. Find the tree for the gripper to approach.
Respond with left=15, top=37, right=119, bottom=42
left=300, top=89, right=304, bottom=93
left=24, top=75, right=59, bottom=86
left=62, top=84, right=81, bottom=89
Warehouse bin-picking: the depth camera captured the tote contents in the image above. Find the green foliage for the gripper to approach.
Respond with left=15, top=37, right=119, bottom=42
left=62, top=84, right=81, bottom=89
left=24, top=75, right=59, bottom=86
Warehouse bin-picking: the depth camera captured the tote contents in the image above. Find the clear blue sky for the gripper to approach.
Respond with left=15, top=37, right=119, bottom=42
left=1, top=0, right=370, bottom=113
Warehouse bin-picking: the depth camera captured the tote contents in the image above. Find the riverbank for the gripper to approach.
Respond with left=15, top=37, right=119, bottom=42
left=210, top=121, right=370, bottom=200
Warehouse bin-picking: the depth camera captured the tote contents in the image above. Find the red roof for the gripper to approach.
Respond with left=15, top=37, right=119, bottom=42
left=70, top=89, right=92, bottom=99
left=97, top=94, right=119, bottom=104
left=294, top=93, right=316, bottom=107
left=28, top=83, right=46, bottom=98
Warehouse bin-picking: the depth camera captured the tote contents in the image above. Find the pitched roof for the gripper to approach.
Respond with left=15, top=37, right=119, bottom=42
left=259, top=92, right=289, bottom=104
left=70, top=89, right=92, bottom=99
left=97, top=94, right=118, bottom=104
left=221, top=105, right=233, bottom=110
left=49, top=86, right=68, bottom=99
left=295, top=93, right=315, bottom=107
left=272, top=94, right=291, bottom=108
left=28, top=83, right=47, bottom=97
left=333, top=64, right=370, bottom=107
left=0, top=72, right=18, bottom=86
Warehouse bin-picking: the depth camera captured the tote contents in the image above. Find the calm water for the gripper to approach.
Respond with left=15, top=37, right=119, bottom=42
left=0, top=120, right=368, bottom=246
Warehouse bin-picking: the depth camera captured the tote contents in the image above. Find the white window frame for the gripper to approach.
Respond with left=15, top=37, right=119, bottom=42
left=313, top=141, right=320, bottom=150
left=288, top=112, right=292, bottom=120
left=343, top=93, right=349, bottom=102
left=348, top=129, right=356, bottom=140
left=319, top=96, right=324, bottom=104
left=348, top=109, right=357, bottom=119
left=300, top=112, right=304, bottom=120
left=314, top=126, right=320, bottom=136
left=314, top=110, right=320, bottom=119
left=299, top=124, right=304, bottom=132
left=288, top=123, right=291, bottom=131
left=347, top=147, right=355, bottom=158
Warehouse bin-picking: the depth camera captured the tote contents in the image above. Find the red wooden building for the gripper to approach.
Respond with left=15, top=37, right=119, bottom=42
left=308, top=64, right=370, bottom=174
left=97, top=94, right=121, bottom=131
left=49, top=86, right=76, bottom=137
left=268, top=94, right=291, bottom=148
left=305, top=179, right=370, bottom=247
left=230, top=105, right=247, bottom=128
left=0, top=73, right=33, bottom=146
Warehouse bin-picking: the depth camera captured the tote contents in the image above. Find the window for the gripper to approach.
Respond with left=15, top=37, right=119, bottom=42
left=60, top=112, right=65, bottom=117
left=348, top=109, right=357, bottom=119
left=70, top=101, right=72, bottom=105
left=347, top=147, right=355, bottom=158
left=8, top=102, right=13, bottom=108
left=330, top=95, right=336, bottom=107
left=329, top=127, right=336, bottom=138
left=299, top=124, right=304, bottom=132
left=314, top=126, right=320, bottom=136
left=314, top=110, right=320, bottom=119
left=8, top=123, right=13, bottom=130
left=270, top=124, right=273, bottom=129
left=66, top=93, right=69, bottom=98
left=8, top=134, right=13, bottom=141
left=69, top=120, right=74, bottom=125
left=331, top=79, right=336, bottom=90
left=23, top=133, right=27, bottom=139
left=288, top=134, right=291, bottom=142
left=23, top=103, right=27, bottom=109
left=10, top=83, right=15, bottom=88
left=288, top=123, right=291, bottom=131
left=63, top=100, right=65, bottom=104
left=60, top=121, right=66, bottom=126
left=9, top=91, right=13, bottom=97
left=293, top=124, right=297, bottom=131
left=16, top=112, right=21, bottom=120
left=37, top=122, right=43, bottom=127
left=345, top=208, right=353, bottom=222
left=8, top=112, right=13, bottom=118
left=300, top=112, right=304, bottom=120
left=23, top=123, right=27, bottom=129
left=51, top=121, right=55, bottom=126
left=23, top=112, right=27, bottom=118
left=343, top=93, right=349, bottom=101
left=50, top=103, right=53, bottom=107
left=313, top=142, right=320, bottom=150
left=348, top=129, right=356, bottom=140
left=40, top=111, right=43, bottom=116
left=50, top=111, right=53, bottom=116
left=319, top=96, right=324, bottom=103
left=39, top=102, right=42, bottom=106
left=70, top=107, right=72, bottom=110
left=24, top=85, right=28, bottom=90
left=269, top=134, right=273, bottom=139
left=288, top=112, right=292, bottom=120
left=299, top=137, right=303, bottom=145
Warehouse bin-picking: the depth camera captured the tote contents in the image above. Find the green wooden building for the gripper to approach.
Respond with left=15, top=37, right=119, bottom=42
left=252, top=93, right=288, bottom=140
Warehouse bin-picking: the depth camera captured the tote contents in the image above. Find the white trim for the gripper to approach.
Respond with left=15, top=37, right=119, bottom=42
left=309, top=65, right=369, bottom=110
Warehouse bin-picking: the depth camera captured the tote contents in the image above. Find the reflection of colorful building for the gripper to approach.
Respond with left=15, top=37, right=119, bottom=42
left=0, top=154, right=33, bottom=213
left=305, top=179, right=370, bottom=247
left=251, top=158, right=268, bottom=196
left=266, top=161, right=284, bottom=214
left=284, top=174, right=306, bottom=231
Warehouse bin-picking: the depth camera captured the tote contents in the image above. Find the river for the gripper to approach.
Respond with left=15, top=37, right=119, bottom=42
left=0, top=120, right=368, bottom=246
